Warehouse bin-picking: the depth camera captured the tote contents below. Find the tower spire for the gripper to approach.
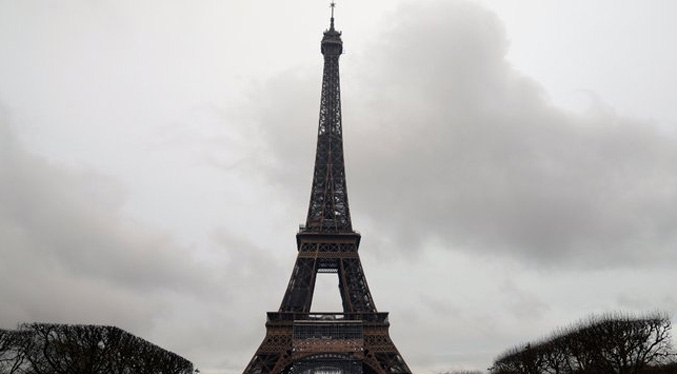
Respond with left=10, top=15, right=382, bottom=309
left=305, top=2, right=348, bottom=232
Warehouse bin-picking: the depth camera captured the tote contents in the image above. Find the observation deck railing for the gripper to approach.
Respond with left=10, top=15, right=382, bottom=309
left=267, top=312, right=389, bottom=325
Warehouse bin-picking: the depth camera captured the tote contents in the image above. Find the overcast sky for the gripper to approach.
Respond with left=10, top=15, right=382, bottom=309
left=1, top=1, right=677, bottom=373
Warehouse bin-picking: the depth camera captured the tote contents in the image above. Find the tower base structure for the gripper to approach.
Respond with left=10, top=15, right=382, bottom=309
left=243, top=313, right=410, bottom=374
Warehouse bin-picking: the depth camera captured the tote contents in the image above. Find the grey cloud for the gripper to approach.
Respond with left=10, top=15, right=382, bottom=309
left=250, top=0, right=677, bottom=268
left=0, top=114, right=213, bottom=332
left=0, top=112, right=277, bottom=370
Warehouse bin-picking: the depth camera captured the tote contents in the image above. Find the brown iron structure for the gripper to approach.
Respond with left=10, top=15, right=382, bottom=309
left=242, top=6, right=411, bottom=374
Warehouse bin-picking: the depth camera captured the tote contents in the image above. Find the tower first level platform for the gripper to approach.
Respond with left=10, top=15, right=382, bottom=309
left=244, top=312, right=409, bottom=374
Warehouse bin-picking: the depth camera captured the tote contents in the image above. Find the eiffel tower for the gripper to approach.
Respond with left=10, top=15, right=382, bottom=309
left=242, top=5, right=412, bottom=374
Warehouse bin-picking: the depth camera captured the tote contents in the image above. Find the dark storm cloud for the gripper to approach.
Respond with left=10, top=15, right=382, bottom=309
left=251, top=0, right=677, bottom=268
left=0, top=114, right=210, bottom=330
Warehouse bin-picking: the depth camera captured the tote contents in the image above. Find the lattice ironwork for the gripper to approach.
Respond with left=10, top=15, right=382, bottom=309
left=280, top=257, right=318, bottom=313
left=304, top=14, right=351, bottom=234
left=293, top=321, right=363, bottom=340
left=290, top=354, right=363, bottom=374
left=243, top=9, right=411, bottom=374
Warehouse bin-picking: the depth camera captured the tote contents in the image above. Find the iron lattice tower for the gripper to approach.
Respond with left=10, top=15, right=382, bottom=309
left=242, top=7, right=412, bottom=374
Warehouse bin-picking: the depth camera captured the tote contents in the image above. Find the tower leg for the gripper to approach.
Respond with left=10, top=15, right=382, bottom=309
left=363, top=327, right=411, bottom=374
left=279, top=258, right=318, bottom=313
left=243, top=326, right=293, bottom=374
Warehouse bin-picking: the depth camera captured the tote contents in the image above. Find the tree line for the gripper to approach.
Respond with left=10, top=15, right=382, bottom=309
left=0, top=323, right=193, bottom=374
left=489, top=313, right=676, bottom=374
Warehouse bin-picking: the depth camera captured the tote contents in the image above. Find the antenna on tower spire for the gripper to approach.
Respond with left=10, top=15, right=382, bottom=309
left=330, top=1, right=336, bottom=29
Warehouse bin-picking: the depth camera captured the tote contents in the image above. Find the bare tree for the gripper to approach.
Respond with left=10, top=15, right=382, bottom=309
left=0, top=329, right=28, bottom=374
left=491, top=344, right=547, bottom=374
left=0, top=323, right=193, bottom=374
left=568, top=314, right=674, bottom=374
left=490, top=313, right=676, bottom=374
